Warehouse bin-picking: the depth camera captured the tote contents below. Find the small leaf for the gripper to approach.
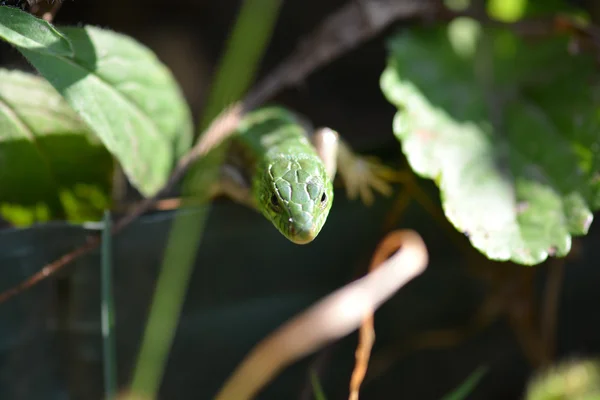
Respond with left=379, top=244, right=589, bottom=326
left=0, top=5, right=73, bottom=56
left=381, top=21, right=600, bottom=265
left=0, top=68, right=113, bottom=225
left=16, top=25, right=193, bottom=197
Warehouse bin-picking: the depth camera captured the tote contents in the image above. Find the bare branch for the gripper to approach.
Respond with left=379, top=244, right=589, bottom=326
left=28, top=0, right=63, bottom=22
left=244, top=0, right=435, bottom=108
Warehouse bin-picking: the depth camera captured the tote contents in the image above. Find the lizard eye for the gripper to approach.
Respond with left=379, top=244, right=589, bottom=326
left=320, top=192, right=327, bottom=204
left=270, top=193, right=281, bottom=210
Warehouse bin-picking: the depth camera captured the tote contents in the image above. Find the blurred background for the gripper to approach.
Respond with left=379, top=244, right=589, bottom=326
left=1, top=0, right=600, bottom=399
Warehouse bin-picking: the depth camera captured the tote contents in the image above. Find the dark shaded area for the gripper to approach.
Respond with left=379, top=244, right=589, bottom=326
left=1, top=1, right=600, bottom=399
left=2, top=185, right=600, bottom=399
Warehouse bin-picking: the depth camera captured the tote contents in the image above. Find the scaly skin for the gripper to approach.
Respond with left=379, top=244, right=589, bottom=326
left=234, top=107, right=334, bottom=244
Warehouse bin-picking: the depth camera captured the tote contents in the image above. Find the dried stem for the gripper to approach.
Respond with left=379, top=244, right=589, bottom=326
left=347, top=221, right=415, bottom=400
left=28, top=0, right=63, bottom=22
left=214, top=230, right=428, bottom=400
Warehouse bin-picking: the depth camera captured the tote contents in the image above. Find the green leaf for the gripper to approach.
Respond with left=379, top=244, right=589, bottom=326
left=0, top=5, right=73, bottom=56
left=0, top=68, right=113, bottom=225
left=380, top=19, right=600, bottom=265
left=15, top=25, right=193, bottom=197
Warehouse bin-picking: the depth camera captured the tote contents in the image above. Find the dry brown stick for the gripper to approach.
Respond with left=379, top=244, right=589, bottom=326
left=214, top=230, right=428, bottom=400
left=28, top=0, right=63, bottom=22
left=244, top=0, right=436, bottom=107
left=349, top=315, right=375, bottom=400
left=348, top=220, right=412, bottom=400
left=41, top=0, right=62, bottom=22
left=0, top=0, right=436, bottom=305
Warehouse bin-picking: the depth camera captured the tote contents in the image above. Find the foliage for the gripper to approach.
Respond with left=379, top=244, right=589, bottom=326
left=1, top=1, right=600, bottom=398
left=0, top=6, right=193, bottom=207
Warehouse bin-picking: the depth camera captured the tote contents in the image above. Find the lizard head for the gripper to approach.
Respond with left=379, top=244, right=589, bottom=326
left=254, top=155, right=334, bottom=244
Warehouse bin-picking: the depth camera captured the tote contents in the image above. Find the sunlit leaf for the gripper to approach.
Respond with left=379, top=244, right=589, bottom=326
left=15, top=23, right=193, bottom=196
left=381, top=19, right=600, bottom=265
left=0, top=5, right=73, bottom=56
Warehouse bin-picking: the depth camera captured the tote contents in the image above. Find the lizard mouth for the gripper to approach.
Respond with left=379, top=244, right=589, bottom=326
left=287, top=222, right=318, bottom=245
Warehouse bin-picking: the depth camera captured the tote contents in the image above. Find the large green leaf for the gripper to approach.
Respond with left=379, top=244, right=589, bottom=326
left=0, top=69, right=113, bottom=225
left=381, top=18, right=600, bottom=265
left=0, top=8, right=193, bottom=196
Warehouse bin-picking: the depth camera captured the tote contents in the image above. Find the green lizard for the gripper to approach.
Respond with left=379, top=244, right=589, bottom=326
left=209, top=106, right=396, bottom=244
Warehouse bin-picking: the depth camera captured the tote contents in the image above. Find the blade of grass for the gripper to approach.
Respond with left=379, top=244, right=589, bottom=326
left=127, top=1, right=283, bottom=398
left=198, top=0, right=282, bottom=130
left=310, top=370, right=328, bottom=400
left=440, top=366, right=488, bottom=400
left=101, top=210, right=118, bottom=400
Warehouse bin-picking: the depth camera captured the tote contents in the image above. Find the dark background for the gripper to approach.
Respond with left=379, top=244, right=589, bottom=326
left=1, top=1, right=600, bottom=399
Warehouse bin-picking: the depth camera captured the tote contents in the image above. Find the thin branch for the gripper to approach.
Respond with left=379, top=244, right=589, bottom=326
left=214, top=229, right=429, bottom=400
left=348, top=218, right=411, bottom=400
left=348, top=250, right=382, bottom=400
left=244, top=0, right=436, bottom=107
left=0, top=0, right=436, bottom=305
left=41, top=0, right=62, bottom=22
left=348, top=311, right=374, bottom=400
left=29, top=0, right=63, bottom=22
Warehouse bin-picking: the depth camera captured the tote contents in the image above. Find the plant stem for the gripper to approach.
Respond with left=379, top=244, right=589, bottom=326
left=127, top=1, right=282, bottom=398
left=101, top=210, right=117, bottom=400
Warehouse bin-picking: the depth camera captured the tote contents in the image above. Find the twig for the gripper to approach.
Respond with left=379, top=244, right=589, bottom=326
left=214, top=229, right=429, bottom=400
left=0, top=0, right=436, bottom=305
left=348, top=222, right=405, bottom=400
left=28, top=0, right=63, bottom=22
left=349, top=314, right=375, bottom=400
left=347, top=258, right=390, bottom=398
left=244, top=0, right=436, bottom=107
left=41, top=0, right=61, bottom=22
